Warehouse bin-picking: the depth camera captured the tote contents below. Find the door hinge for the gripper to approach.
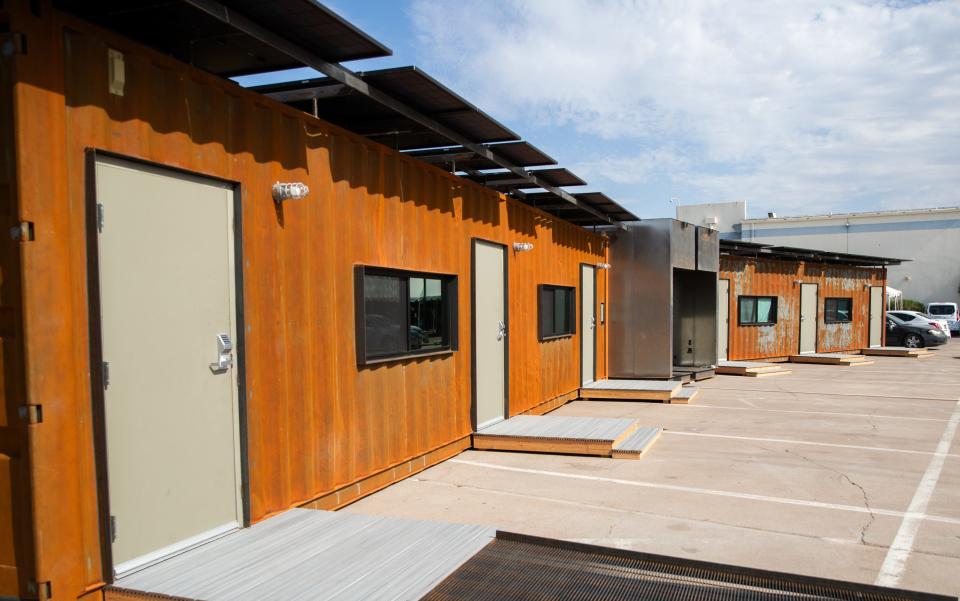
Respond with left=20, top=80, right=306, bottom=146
left=27, top=579, right=51, bottom=600
left=102, top=361, right=110, bottom=390
left=10, top=221, right=35, bottom=242
left=97, top=203, right=105, bottom=233
left=1, top=33, right=26, bottom=57
left=110, top=515, right=118, bottom=542
left=18, top=404, right=42, bottom=424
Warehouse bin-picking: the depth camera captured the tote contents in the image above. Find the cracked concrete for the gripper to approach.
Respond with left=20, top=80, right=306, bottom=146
left=784, top=448, right=877, bottom=546
left=347, top=339, right=960, bottom=595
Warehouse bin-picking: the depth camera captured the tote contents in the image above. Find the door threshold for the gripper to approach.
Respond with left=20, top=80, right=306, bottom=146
left=115, top=521, right=240, bottom=580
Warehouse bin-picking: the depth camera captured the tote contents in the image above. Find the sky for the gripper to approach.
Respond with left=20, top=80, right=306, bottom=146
left=237, top=1, right=960, bottom=220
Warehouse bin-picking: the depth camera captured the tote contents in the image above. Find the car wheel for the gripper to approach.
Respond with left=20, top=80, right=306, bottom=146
left=903, top=333, right=923, bottom=348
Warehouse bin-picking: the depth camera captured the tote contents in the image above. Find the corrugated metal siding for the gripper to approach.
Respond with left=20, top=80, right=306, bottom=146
left=720, top=256, right=885, bottom=360
left=8, top=5, right=609, bottom=596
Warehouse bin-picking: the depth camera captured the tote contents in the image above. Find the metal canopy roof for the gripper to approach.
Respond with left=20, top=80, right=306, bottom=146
left=253, top=67, right=519, bottom=150
left=464, top=168, right=586, bottom=191
left=720, top=240, right=905, bottom=267
left=405, top=142, right=556, bottom=171
left=251, top=68, right=631, bottom=226
left=518, top=191, right=639, bottom=226
left=76, top=0, right=627, bottom=227
left=52, top=0, right=392, bottom=76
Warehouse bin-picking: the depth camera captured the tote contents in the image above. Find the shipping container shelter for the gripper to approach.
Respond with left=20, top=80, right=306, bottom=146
left=0, top=1, right=639, bottom=598
left=719, top=240, right=902, bottom=361
left=607, top=220, right=720, bottom=381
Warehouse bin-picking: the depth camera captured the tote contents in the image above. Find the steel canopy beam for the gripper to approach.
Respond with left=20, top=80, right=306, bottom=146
left=183, top=0, right=620, bottom=228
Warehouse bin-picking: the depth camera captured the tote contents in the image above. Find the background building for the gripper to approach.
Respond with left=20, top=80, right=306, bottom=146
left=677, top=202, right=960, bottom=306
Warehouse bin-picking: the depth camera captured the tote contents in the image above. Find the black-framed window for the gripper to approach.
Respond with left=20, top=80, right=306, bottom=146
left=538, top=285, right=576, bottom=340
left=738, top=296, right=778, bottom=325
left=355, top=266, right=457, bottom=364
left=824, top=297, right=853, bottom=323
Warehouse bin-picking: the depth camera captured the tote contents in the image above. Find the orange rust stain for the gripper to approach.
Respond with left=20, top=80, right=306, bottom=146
left=720, top=256, right=885, bottom=360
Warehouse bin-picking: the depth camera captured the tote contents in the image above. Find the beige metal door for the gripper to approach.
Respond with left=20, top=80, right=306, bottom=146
left=473, top=241, right=506, bottom=429
left=95, top=157, right=242, bottom=576
left=799, top=283, right=818, bottom=354
left=717, top=279, right=729, bottom=361
left=581, top=265, right=596, bottom=385
left=869, top=286, right=884, bottom=347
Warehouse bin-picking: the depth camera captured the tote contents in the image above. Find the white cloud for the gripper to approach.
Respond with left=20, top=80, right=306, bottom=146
left=410, top=0, right=960, bottom=215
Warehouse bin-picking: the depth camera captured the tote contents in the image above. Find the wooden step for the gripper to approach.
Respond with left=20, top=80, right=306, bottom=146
left=611, top=427, right=663, bottom=459
left=742, top=368, right=793, bottom=377
left=670, top=387, right=699, bottom=404
left=473, top=415, right=640, bottom=456
left=790, top=353, right=874, bottom=366
left=716, top=361, right=792, bottom=377
left=860, top=346, right=932, bottom=358
left=580, top=379, right=681, bottom=402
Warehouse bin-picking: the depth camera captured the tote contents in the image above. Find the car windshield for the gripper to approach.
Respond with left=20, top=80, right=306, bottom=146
left=892, top=313, right=916, bottom=321
left=928, top=305, right=955, bottom=316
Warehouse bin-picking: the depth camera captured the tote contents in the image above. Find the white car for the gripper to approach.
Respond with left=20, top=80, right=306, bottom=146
left=888, top=310, right=950, bottom=336
left=927, top=302, right=959, bottom=335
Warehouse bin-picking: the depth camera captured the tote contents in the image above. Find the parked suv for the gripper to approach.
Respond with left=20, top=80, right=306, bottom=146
left=886, top=314, right=948, bottom=348
left=926, top=302, right=959, bottom=336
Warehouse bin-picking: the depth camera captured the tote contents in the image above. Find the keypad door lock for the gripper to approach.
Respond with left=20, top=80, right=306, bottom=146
left=209, top=333, right=233, bottom=373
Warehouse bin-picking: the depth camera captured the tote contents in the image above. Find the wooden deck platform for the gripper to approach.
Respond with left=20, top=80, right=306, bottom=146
left=472, top=415, right=641, bottom=456
left=580, top=379, right=682, bottom=402
left=789, top=353, right=874, bottom=366
left=610, top=427, right=663, bottom=459
left=860, top=346, right=933, bottom=358
left=716, top=361, right=793, bottom=377
left=107, top=509, right=494, bottom=601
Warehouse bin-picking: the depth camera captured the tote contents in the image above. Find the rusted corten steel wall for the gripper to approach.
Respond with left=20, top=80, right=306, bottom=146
left=0, top=7, right=37, bottom=598
left=4, top=4, right=609, bottom=599
left=720, top=255, right=885, bottom=360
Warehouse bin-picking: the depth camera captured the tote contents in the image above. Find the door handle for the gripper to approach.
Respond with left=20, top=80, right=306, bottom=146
left=209, top=333, right=233, bottom=373
left=497, top=320, right=506, bottom=341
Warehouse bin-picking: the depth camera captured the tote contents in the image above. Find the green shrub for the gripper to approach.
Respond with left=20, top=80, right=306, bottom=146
left=901, top=298, right=926, bottom=312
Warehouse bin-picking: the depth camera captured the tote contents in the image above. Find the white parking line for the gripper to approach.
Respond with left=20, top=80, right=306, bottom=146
left=662, top=431, right=960, bottom=458
left=875, top=400, right=960, bottom=587
left=698, top=387, right=958, bottom=402
left=449, top=458, right=960, bottom=526
left=689, top=404, right=950, bottom=423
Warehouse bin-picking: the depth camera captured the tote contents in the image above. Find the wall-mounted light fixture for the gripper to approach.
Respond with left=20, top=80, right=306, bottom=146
left=596, top=262, right=612, bottom=270
left=793, top=279, right=804, bottom=285
left=513, top=242, right=534, bottom=252
left=272, top=182, right=310, bottom=202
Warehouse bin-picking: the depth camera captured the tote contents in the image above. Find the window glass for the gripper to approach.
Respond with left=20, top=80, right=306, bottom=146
left=364, top=274, right=406, bottom=357
left=738, top=296, right=776, bottom=325
left=739, top=297, right=756, bottom=324
left=539, top=285, right=576, bottom=339
left=554, top=288, right=570, bottom=334
left=756, top=298, right=774, bottom=323
left=825, top=298, right=853, bottom=323
left=357, top=267, right=456, bottom=364
left=928, top=305, right=954, bottom=316
left=409, top=277, right=447, bottom=351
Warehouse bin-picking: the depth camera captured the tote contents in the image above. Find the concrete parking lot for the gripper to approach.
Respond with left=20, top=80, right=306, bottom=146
left=348, top=340, right=960, bottom=596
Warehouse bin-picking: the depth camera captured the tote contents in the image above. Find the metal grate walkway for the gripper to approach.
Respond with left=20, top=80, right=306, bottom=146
left=422, top=532, right=953, bottom=601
